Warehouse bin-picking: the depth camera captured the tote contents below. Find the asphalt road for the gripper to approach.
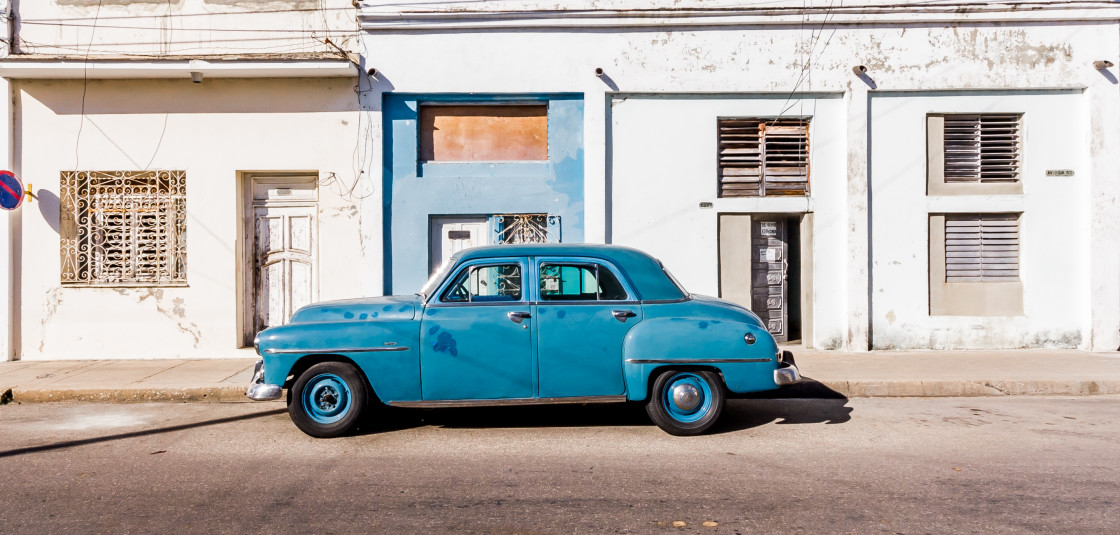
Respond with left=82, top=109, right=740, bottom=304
left=1, top=396, right=1117, bottom=534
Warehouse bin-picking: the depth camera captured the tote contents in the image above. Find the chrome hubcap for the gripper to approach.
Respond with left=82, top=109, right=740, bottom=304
left=671, top=384, right=701, bottom=411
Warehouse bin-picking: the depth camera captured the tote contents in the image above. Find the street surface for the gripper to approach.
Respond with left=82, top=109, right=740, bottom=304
left=1, top=397, right=1117, bottom=534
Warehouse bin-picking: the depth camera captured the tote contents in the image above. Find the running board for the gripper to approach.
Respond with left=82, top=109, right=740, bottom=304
left=387, top=395, right=628, bottom=409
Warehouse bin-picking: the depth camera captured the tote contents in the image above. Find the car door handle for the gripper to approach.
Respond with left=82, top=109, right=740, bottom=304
left=507, top=311, right=531, bottom=324
left=612, top=310, right=637, bottom=322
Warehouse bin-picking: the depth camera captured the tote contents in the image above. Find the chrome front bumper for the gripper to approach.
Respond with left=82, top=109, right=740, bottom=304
left=246, top=360, right=284, bottom=401
left=774, top=351, right=802, bottom=386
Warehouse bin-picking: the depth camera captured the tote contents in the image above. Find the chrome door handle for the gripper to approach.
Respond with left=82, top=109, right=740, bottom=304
left=612, top=310, right=637, bottom=322
left=507, top=311, right=531, bottom=324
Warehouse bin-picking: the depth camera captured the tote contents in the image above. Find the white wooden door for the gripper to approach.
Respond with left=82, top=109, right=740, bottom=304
left=430, top=216, right=489, bottom=274
left=255, top=206, right=316, bottom=332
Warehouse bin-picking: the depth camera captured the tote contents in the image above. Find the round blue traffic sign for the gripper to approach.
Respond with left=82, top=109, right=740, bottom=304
left=0, top=171, right=22, bottom=211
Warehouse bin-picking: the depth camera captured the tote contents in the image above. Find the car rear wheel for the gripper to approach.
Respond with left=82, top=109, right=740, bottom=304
left=288, top=361, right=368, bottom=438
left=646, top=369, right=725, bottom=436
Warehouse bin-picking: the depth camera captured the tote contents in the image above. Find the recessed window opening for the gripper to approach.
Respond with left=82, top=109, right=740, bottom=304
left=945, top=213, right=1020, bottom=282
left=60, top=170, right=187, bottom=286
left=419, top=104, right=548, bottom=162
left=942, top=114, right=1021, bottom=184
left=717, top=118, right=810, bottom=197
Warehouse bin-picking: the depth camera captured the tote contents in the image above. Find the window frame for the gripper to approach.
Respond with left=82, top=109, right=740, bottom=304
left=929, top=213, right=1023, bottom=316
left=537, top=261, right=632, bottom=303
left=59, top=170, right=187, bottom=287
left=435, top=260, right=528, bottom=305
left=716, top=116, right=811, bottom=198
left=927, top=113, right=1024, bottom=196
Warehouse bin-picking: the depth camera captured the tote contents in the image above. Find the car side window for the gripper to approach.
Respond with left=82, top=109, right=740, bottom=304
left=441, top=264, right=523, bottom=303
left=539, top=264, right=628, bottom=301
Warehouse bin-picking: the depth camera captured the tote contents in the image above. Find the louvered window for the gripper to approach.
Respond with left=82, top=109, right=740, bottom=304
left=718, top=118, right=809, bottom=197
left=945, top=214, right=1019, bottom=282
left=60, top=171, right=187, bottom=286
left=943, top=114, right=1021, bottom=183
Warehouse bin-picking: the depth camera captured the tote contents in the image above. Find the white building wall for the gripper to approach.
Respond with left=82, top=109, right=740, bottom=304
left=15, top=77, right=363, bottom=360
left=360, top=4, right=1120, bottom=351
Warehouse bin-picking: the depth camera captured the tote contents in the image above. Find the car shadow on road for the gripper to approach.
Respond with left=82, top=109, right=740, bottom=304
left=0, top=407, right=288, bottom=459
left=361, top=379, right=852, bottom=436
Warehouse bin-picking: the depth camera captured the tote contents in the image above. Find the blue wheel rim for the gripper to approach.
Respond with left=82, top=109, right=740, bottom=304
left=662, top=373, right=713, bottom=423
left=302, top=373, right=353, bottom=424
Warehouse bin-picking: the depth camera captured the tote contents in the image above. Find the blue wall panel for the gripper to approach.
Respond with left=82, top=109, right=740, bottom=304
left=383, top=94, right=585, bottom=294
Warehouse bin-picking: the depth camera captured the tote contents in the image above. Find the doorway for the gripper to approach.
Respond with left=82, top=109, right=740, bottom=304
left=719, top=213, right=807, bottom=344
left=429, top=216, right=489, bottom=275
left=242, top=174, right=318, bottom=345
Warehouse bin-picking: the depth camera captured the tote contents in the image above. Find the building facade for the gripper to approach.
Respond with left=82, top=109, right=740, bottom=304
left=3, top=1, right=1119, bottom=360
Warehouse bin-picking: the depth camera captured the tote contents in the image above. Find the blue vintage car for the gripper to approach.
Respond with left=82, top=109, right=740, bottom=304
left=247, top=244, right=801, bottom=437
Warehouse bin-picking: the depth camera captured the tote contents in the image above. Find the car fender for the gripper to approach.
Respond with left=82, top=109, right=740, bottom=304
left=258, top=320, right=422, bottom=402
left=621, top=317, right=779, bottom=401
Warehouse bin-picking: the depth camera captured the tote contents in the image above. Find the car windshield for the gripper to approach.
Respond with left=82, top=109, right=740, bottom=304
left=419, top=256, right=457, bottom=299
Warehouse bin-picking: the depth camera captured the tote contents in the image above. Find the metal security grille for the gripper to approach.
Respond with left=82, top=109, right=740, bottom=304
left=943, top=114, right=1021, bottom=183
left=718, top=118, right=809, bottom=197
left=60, top=171, right=187, bottom=285
left=945, top=214, right=1019, bottom=282
left=493, top=214, right=552, bottom=244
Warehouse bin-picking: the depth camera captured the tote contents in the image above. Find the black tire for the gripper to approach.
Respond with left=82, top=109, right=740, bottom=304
left=645, top=369, right=725, bottom=436
left=288, top=361, right=368, bottom=438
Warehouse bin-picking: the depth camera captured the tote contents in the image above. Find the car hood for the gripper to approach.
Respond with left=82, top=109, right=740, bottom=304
left=288, top=295, right=419, bottom=323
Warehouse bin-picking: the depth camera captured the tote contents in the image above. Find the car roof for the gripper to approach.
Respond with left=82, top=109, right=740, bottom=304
left=455, top=244, right=687, bottom=301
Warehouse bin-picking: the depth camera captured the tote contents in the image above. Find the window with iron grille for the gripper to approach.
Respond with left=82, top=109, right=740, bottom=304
left=60, top=171, right=187, bottom=286
left=717, top=118, right=809, bottom=197
left=942, top=114, right=1021, bottom=183
left=944, top=213, right=1019, bottom=282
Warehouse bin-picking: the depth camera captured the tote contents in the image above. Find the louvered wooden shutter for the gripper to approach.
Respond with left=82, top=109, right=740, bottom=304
left=719, top=119, right=809, bottom=197
left=943, top=114, right=1020, bottom=183
left=945, top=214, right=1020, bottom=282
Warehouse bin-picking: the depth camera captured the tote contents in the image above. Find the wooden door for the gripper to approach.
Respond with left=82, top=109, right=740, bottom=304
left=254, top=206, right=316, bottom=332
left=751, top=218, right=788, bottom=342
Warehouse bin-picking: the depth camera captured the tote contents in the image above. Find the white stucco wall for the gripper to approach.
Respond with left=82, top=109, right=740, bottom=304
left=870, top=91, right=1091, bottom=349
left=14, top=0, right=358, bottom=56
left=15, top=77, right=364, bottom=359
left=360, top=12, right=1120, bottom=351
left=609, top=94, right=847, bottom=349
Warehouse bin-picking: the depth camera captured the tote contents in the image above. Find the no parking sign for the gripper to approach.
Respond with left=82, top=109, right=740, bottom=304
left=0, top=171, right=23, bottom=210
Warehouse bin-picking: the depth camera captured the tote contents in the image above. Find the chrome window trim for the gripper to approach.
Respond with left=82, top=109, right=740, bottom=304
left=536, top=259, right=635, bottom=303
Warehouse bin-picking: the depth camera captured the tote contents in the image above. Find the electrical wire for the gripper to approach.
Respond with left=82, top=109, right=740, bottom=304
left=74, top=0, right=104, bottom=171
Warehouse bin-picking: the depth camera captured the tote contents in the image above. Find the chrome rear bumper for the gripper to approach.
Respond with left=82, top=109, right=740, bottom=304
left=246, top=360, right=283, bottom=401
left=774, top=351, right=802, bottom=386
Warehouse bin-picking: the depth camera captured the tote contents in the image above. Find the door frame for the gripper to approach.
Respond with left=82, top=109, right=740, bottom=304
left=236, top=172, right=320, bottom=347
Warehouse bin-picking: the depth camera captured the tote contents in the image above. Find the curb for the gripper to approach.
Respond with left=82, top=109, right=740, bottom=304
left=1, top=386, right=253, bottom=404
left=3, top=380, right=1120, bottom=404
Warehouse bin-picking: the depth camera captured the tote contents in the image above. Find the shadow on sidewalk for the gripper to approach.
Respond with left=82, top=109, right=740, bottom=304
left=0, top=408, right=287, bottom=459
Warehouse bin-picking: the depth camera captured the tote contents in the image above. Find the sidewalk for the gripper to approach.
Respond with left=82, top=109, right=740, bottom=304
left=1, top=349, right=1119, bottom=404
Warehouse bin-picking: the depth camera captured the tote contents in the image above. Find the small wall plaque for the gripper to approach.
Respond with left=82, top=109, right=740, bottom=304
left=699, top=202, right=713, bottom=208
left=1045, top=170, right=1075, bottom=177
left=276, top=187, right=292, bottom=196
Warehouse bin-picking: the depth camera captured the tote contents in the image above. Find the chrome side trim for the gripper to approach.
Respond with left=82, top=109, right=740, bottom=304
left=624, top=358, right=773, bottom=364
left=264, top=346, right=410, bottom=354
left=387, top=395, right=627, bottom=409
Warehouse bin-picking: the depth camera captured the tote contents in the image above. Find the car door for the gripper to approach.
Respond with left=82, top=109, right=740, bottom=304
left=419, top=258, right=535, bottom=400
left=534, top=258, right=643, bottom=398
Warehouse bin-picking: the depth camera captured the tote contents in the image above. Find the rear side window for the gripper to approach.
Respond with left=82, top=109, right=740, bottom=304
left=441, top=264, right=523, bottom=302
left=539, top=264, right=628, bottom=301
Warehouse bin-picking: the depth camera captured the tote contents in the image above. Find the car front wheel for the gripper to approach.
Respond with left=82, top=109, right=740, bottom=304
left=646, top=370, right=725, bottom=436
left=288, top=361, right=368, bottom=438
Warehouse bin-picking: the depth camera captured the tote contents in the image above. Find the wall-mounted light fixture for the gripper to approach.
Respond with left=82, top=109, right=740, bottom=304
left=190, top=71, right=203, bottom=83
left=367, top=67, right=378, bottom=78
left=595, top=67, right=605, bottom=77
left=1093, top=60, right=1115, bottom=70
left=852, top=65, right=868, bottom=75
